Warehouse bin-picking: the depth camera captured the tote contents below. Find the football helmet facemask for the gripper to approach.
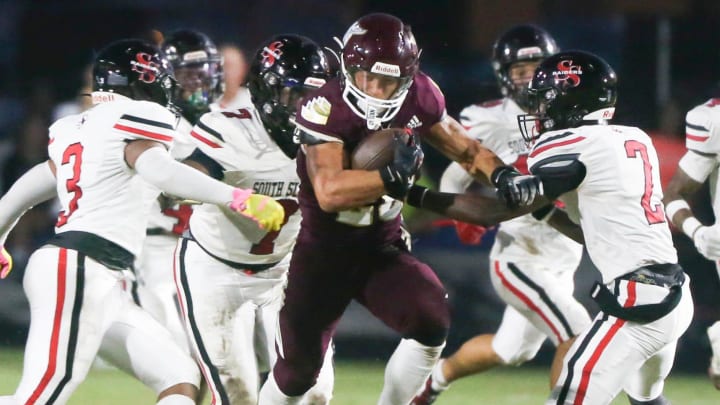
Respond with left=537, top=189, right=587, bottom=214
left=518, top=50, right=618, bottom=143
left=337, top=13, right=420, bottom=129
left=161, top=29, right=222, bottom=123
left=92, top=39, right=176, bottom=107
left=492, top=24, right=558, bottom=110
left=247, top=34, right=334, bottom=159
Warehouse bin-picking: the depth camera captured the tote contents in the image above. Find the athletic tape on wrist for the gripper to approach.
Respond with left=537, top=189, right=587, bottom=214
left=682, top=217, right=703, bottom=239
left=664, top=199, right=690, bottom=222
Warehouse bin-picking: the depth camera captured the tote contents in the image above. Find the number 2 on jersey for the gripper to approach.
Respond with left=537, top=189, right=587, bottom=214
left=56, top=142, right=84, bottom=227
left=250, top=199, right=299, bottom=255
left=624, top=140, right=665, bottom=225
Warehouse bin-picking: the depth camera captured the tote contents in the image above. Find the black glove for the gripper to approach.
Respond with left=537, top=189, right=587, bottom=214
left=379, top=134, right=424, bottom=199
left=491, top=165, right=543, bottom=208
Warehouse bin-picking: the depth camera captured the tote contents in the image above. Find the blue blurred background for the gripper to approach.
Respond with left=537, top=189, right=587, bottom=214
left=0, top=0, right=719, bottom=375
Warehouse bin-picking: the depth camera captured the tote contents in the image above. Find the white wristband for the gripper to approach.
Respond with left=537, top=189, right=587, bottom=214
left=681, top=217, right=703, bottom=239
left=664, top=199, right=690, bottom=222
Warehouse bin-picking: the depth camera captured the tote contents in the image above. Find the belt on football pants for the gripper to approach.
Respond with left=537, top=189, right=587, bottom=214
left=47, top=230, right=134, bottom=271
left=183, top=231, right=277, bottom=274
left=591, top=263, right=685, bottom=324
left=146, top=227, right=178, bottom=237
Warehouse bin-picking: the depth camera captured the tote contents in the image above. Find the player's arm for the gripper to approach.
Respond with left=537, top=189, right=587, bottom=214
left=304, top=141, right=388, bottom=211
left=424, top=115, right=501, bottom=185
left=663, top=149, right=720, bottom=258
left=0, top=161, right=57, bottom=278
left=424, top=115, right=542, bottom=207
left=406, top=153, right=585, bottom=240
left=124, top=140, right=283, bottom=231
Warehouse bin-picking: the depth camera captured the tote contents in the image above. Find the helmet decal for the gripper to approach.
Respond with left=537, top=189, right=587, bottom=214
left=261, top=41, right=285, bottom=66
left=342, top=21, right=367, bottom=45
left=370, top=62, right=401, bottom=77
left=554, top=59, right=582, bottom=88
left=131, top=52, right=160, bottom=84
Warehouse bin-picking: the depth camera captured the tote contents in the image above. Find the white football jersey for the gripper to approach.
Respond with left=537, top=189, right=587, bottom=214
left=188, top=106, right=300, bottom=265
left=527, top=124, right=677, bottom=282
left=684, top=98, right=720, bottom=215
left=143, top=116, right=197, bottom=233
left=445, top=98, right=582, bottom=271
left=210, top=86, right=253, bottom=112
left=48, top=97, right=177, bottom=256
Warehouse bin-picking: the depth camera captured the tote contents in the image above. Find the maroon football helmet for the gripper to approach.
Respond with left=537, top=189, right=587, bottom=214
left=338, top=13, right=420, bottom=128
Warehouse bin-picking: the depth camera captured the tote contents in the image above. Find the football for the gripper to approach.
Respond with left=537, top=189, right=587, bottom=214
left=350, top=128, right=409, bottom=170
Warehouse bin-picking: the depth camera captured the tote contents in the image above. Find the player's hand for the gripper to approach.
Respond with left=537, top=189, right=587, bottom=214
left=453, top=221, right=488, bottom=245
left=229, top=189, right=285, bottom=232
left=0, top=246, right=13, bottom=279
left=693, top=225, right=720, bottom=260
left=491, top=166, right=543, bottom=208
left=380, top=134, right=424, bottom=199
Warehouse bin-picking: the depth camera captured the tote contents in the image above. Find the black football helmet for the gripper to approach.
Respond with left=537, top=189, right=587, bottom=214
left=161, top=29, right=223, bottom=123
left=492, top=24, right=558, bottom=110
left=247, top=34, right=334, bottom=158
left=518, top=50, right=618, bottom=143
left=338, top=13, right=420, bottom=128
left=92, top=39, right=175, bottom=107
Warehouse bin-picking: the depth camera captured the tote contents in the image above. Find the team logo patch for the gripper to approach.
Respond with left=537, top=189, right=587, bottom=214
left=300, top=96, right=332, bottom=125
left=262, top=41, right=284, bottom=67
left=131, top=52, right=161, bottom=83
left=553, top=59, right=582, bottom=89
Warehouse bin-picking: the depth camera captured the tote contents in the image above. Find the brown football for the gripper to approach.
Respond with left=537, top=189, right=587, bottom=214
left=350, top=128, right=409, bottom=170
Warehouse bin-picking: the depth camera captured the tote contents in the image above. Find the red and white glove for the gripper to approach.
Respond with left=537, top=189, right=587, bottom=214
left=229, top=189, right=285, bottom=232
left=453, top=221, right=488, bottom=245
left=0, top=246, right=13, bottom=279
left=433, top=219, right=489, bottom=246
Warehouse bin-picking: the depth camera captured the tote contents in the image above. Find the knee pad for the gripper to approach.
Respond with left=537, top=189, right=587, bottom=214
left=403, top=289, right=450, bottom=346
left=496, top=347, right=537, bottom=366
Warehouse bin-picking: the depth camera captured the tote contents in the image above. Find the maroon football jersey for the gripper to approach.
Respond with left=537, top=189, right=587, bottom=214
left=294, top=72, right=445, bottom=246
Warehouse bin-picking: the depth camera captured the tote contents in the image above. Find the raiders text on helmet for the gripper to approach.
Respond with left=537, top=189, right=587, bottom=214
left=247, top=34, right=334, bottom=159
left=492, top=24, right=558, bottom=110
left=518, top=50, right=618, bottom=143
left=339, top=13, right=420, bottom=128
left=92, top=39, right=176, bottom=107
left=161, top=29, right=223, bottom=123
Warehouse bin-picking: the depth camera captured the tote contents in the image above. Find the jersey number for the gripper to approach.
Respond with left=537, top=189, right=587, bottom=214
left=56, top=142, right=84, bottom=227
left=250, top=198, right=299, bottom=255
left=624, top=140, right=666, bottom=225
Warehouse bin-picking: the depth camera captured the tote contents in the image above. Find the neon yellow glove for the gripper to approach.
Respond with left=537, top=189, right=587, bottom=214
left=229, top=189, right=285, bottom=232
left=0, top=246, right=13, bottom=279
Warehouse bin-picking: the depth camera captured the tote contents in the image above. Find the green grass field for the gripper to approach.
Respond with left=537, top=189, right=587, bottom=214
left=1, top=348, right=717, bottom=404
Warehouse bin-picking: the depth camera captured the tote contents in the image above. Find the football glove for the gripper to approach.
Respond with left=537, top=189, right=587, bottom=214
left=380, top=133, right=424, bottom=200
left=693, top=225, right=720, bottom=260
left=491, top=166, right=543, bottom=208
left=0, top=246, right=13, bottom=279
left=229, top=189, right=285, bottom=232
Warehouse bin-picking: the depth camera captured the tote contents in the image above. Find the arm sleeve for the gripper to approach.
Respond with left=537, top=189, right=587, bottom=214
left=134, top=146, right=236, bottom=206
left=530, top=154, right=587, bottom=200
left=0, top=161, right=57, bottom=244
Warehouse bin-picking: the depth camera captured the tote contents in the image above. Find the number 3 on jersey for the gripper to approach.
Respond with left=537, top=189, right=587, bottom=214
left=624, top=140, right=665, bottom=225
left=56, top=142, right=84, bottom=227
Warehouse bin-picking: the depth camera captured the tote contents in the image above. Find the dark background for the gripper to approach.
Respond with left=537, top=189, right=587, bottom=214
left=1, top=0, right=719, bottom=377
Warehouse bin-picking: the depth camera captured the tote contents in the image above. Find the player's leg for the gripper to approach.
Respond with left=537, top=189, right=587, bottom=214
left=548, top=280, right=693, bottom=405
left=259, top=242, right=355, bottom=404
left=412, top=306, right=546, bottom=404
left=623, top=343, right=676, bottom=405
left=252, top=268, right=335, bottom=405
left=174, top=238, right=251, bottom=405
left=12, top=247, right=126, bottom=404
left=135, top=234, right=190, bottom=353
left=97, top=295, right=200, bottom=404
left=358, top=247, right=450, bottom=405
